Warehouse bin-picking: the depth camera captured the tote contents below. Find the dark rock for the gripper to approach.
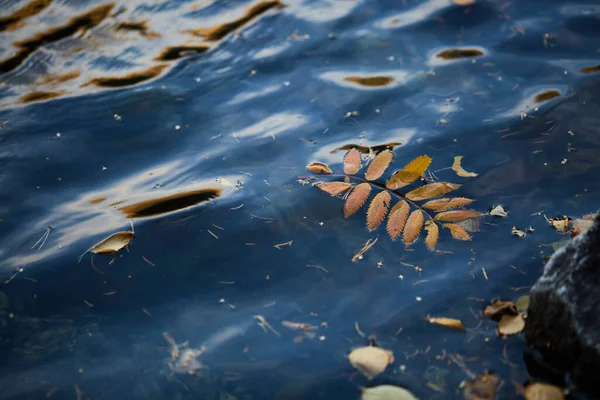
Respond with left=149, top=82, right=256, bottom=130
left=525, top=213, right=600, bottom=396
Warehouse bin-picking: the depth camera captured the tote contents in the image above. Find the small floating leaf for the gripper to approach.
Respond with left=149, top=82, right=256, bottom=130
left=345, top=182, right=371, bottom=217
left=386, top=200, right=409, bottom=240
left=89, top=231, right=134, bottom=254
left=435, top=210, right=483, bottom=222
left=405, top=182, right=461, bottom=201
left=443, top=223, right=472, bottom=241
left=306, top=162, right=332, bottom=174
left=348, top=346, right=394, bottom=380
left=343, top=148, right=362, bottom=175
left=489, top=205, right=508, bottom=217
left=515, top=295, right=529, bottom=312
left=422, top=197, right=475, bottom=211
left=497, top=313, right=525, bottom=336
left=462, top=371, right=500, bottom=400
left=523, top=382, right=565, bottom=400
left=547, top=216, right=570, bottom=233
left=452, top=156, right=478, bottom=177
left=386, top=155, right=432, bottom=189
left=426, top=315, right=464, bottom=330
left=315, top=181, right=352, bottom=195
left=403, top=209, right=424, bottom=244
left=361, top=385, right=418, bottom=400
left=365, top=150, right=393, bottom=181
left=367, top=191, right=391, bottom=231
left=424, top=221, right=439, bottom=251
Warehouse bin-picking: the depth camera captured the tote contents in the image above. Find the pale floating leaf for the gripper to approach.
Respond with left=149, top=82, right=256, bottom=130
left=306, top=162, right=332, bottom=174
left=547, top=216, right=570, bottom=233
left=344, top=182, right=371, bottom=218
left=523, top=382, right=564, bottom=400
left=497, top=313, right=525, bottom=336
left=315, top=181, right=352, bottom=195
left=343, top=148, right=362, bottom=175
left=443, top=224, right=472, bottom=241
left=489, top=204, right=508, bottom=217
left=365, top=149, right=393, bottom=181
left=426, top=315, right=464, bottom=330
left=403, top=209, right=424, bottom=244
left=452, top=156, right=478, bottom=177
left=512, top=226, right=527, bottom=237
left=386, top=155, right=432, bottom=189
left=422, top=197, right=475, bottom=211
left=348, top=346, right=394, bottom=380
left=367, top=191, right=391, bottom=231
left=89, top=231, right=135, bottom=254
left=462, top=371, right=500, bottom=400
left=361, top=385, right=418, bottom=400
left=434, top=210, right=483, bottom=223
left=515, top=295, right=529, bottom=312
left=424, top=221, right=439, bottom=251
left=405, top=182, right=461, bottom=201
left=386, top=200, right=409, bottom=240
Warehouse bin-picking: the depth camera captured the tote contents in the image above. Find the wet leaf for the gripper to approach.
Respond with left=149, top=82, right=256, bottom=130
left=89, top=231, right=134, bottom=254
left=306, top=162, right=332, bottom=174
left=387, top=200, right=410, bottom=240
left=452, top=156, right=478, bottom=177
left=348, top=346, right=394, bottom=380
left=405, top=182, right=461, bottom=201
left=403, top=209, right=424, bottom=244
left=435, top=210, right=483, bottom=222
left=367, top=191, right=392, bottom=231
left=462, top=371, right=500, bottom=400
left=497, top=313, right=525, bottom=336
left=547, top=216, right=570, bottom=233
left=523, top=382, right=564, bottom=400
left=489, top=205, right=508, bottom=217
left=344, top=148, right=362, bottom=175
left=386, top=155, right=432, bottom=189
left=315, top=181, right=352, bottom=195
left=515, top=295, right=529, bottom=312
left=424, top=221, right=439, bottom=251
left=426, top=315, right=465, bottom=330
left=365, top=150, right=393, bottom=181
left=345, top=182, right=371, bottom=217
left=482, top=299, right=518, bottom=321
left=512, top=226, right=527, bottom=237
left=361, top=385, right=418, bottom=400
left=422, top=197, right=475, bottom=211
left=443, top=223, right=472, bottom=241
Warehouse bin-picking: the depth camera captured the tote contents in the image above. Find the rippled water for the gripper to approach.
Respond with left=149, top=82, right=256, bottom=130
left=1, top=0, right=600, bottom=398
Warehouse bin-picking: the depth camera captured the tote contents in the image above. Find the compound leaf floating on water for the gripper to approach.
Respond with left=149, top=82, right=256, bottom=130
left=89, top=231, right=135, bottom=254
left=348, top=346, right=394, bottom=380
left=345, top=182, right=371, bottom=218
left=434, top=210, right=483, bottom=223
left=306, top=162, right=332, bottom=174
left=403, top=209, right=424, bottom=244
left=386, top=200, right=410, bottom=240
left=422, top=197, right=475, bottom=211
left=361, top=385, right=418, bottom=400
left=314, top=181, right=352, bottom=195
left=452, top=156, right=478, bottom=178
left=405, top=182, right=461, bottom=201
left=386, top=155, right=432, bottom=189
left=424, top=221, right=439, bottom=251
left=367, top=191, right=391, bottom=231
left=365, top=149, right=393, bottom=181
left=344, top=148, right=362, bottom=175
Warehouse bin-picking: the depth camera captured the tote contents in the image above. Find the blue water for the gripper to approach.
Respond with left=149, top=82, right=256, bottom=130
left=1, top=0, right=600, bottom=398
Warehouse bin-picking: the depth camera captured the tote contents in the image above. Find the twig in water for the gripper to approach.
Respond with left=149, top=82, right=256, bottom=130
left=31, top=226, right=53, bottom=250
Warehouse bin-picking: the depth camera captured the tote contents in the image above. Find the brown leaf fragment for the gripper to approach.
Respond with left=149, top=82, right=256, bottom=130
left=452, top=156, right=478, bottom=177
left=483, top=299, right=518, bottom=321
left=386, top=155, right=432, bottom=189
left=435, top=210, right=483, bottom=222
left=403, top=209, right=424, bottom=244
left=497, top=313, right=525, bottom=336
left=365, top=149, right=393, bottom=181
left=443, top=224, right=472, bottom=240
left=546, top=215, right=570, bottom=233
left=367, top=191, right=391, bottom=231
left=422, top=197, right=475, bottom=211
left=315, top=181, right=352, bottom=195
left=462, top=371, right=500, bottom=400
left=405, top=182, right=461, bottom=201
left=89, top=231, right=135, bottom=254
left=523, top=382, right=564, bottom=400
left=424, top=221, right=439, bottom=251
left=306, top=162, right=332, bottom=174
left=344, top=182, right=371, bottom=217
left=386, top=200, right=410, bottom=240
left=426, top=315, right=465, bottom=330
left=352, top=238, right=377, bottom=262
left=343, top=148, right=362, bottom=175
left=453, top=0, right=475, bottom=5
left=348, top=346, right=394, bottom=380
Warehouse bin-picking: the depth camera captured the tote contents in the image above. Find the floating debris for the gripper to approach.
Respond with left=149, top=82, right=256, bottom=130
left=489, top=205, right=508, bottom=217
left=348, top=346, right=394, bottom=380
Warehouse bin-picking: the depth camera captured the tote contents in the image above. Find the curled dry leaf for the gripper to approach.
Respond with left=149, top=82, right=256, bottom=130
left=315, top=181, right=352, bottom=195
left=89, top=231, right=135, bottom=254
left=482, top=299, right=518, bottom=321
left=434, top=210, right=483, bottom=223
left=403, top=209, right=424, bottom=244
left=452, top=156, right=478, bottom=177
left=523, top=382, right=564, bottom=400
left=422, top=197, right=475, bottom=211
left=497, top=313, right=525, bottom=336
left=386, top=155, right=432, bottom=189
left=361, top=385, right=418, bottom=400
left=306, top=162, right=332, bottom=174
left=462, top=371, right=500, bottom=400
left=426, top=315, right=465, bottom=330
left=365, top=149, right=393, bottom=181
left=547, top=216, right=570, bottom=233
left=405, top=182, right=461, bottom=201
left=348, top=346, right=394, bottom=380
left=367, top=191, right=391, bottom=231
left=386, top=200, right=410, bottom=240
left=512, top=226, right=527, bottom=237
left=345, top=182, right=371, bottom=218
left=489, top=205, right=508, bottom=217
left=344, top=148, right=362, bottom=175
left=424, top=221, right=439, bottom=251
left=443, top=223, right=472, bottom=241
